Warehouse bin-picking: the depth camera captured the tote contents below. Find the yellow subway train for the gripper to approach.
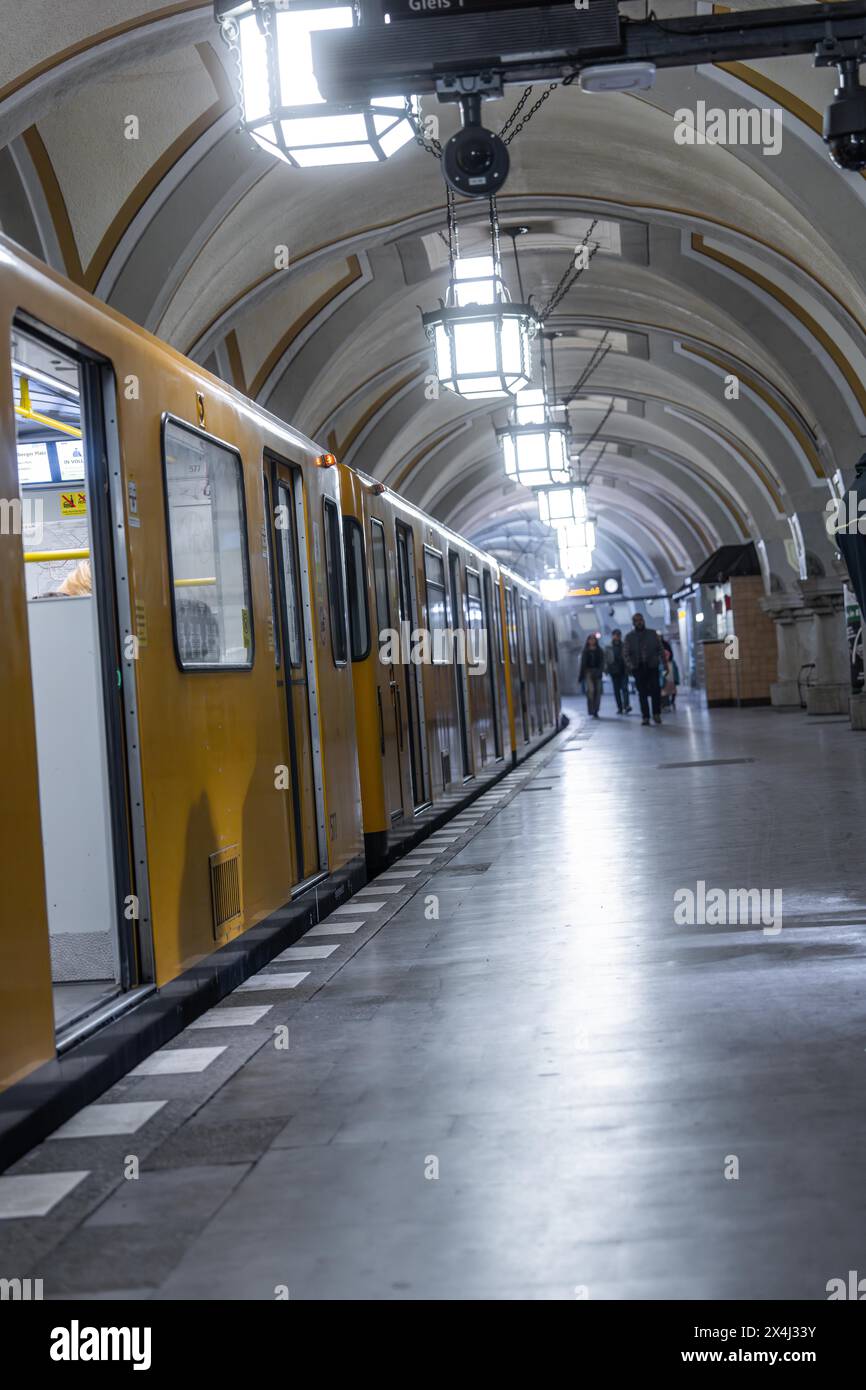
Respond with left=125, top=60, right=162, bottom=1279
left=0, top=233, right=560, bottom=1165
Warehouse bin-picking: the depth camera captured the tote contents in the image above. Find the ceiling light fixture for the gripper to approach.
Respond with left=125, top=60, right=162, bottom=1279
left=215, top=1, right=417, bottom=166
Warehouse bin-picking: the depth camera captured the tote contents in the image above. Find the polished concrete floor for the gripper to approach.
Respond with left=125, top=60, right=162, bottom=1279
left=4, top=695, right=866, bottom=1299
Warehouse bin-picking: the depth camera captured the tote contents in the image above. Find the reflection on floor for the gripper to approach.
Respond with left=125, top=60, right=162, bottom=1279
left=53, top=980, right=117, bottom=1033
left=8, top=694, right=866, bottom=1298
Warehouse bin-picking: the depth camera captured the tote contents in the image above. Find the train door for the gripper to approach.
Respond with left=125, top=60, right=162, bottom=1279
left=448, top=549, right=471, bottom=779
left=396, top=521, right=428, bottom=808
left=520, top=593, right=537, bottom=734
left=369, top=516, right=404, bottom=820
left=11, top=321, right=147, bottom=1039
left=482, top=568, right=503, bottom=759
left=267, top=457, right=327, bottom=885
left=506, top=583, right=529, bottom=743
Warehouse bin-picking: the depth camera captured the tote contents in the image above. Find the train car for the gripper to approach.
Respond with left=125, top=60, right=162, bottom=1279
left=0, top=232, right=560, bottom=1166
left=338, top=463, right=561, bottom=867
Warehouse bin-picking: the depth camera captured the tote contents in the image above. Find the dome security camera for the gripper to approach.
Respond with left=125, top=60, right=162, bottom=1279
left=442, top=92, right=509, bottom=198
left=822, top=57, right=866, bottom=171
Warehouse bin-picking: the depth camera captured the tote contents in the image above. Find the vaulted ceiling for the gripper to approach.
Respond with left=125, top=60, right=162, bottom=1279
left=2, top=0, right=864, bottom=594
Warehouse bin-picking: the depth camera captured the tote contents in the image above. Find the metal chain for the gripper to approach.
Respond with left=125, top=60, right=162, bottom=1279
left=563, top=330, right=611, bottom=407
left=499, top=83, right=558, bottom=146
left=537, top=218, right=600, bottom=321
left=217, top=15, right=245, bottom=132
left=407, top=98, right=443, bottom=159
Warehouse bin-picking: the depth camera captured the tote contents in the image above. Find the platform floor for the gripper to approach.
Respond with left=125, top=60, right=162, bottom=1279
left=4, top=696, right=866, bottom=1299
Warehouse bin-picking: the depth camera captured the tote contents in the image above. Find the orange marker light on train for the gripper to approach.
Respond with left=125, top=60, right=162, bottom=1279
left=317, top=452, right=337, bottom=468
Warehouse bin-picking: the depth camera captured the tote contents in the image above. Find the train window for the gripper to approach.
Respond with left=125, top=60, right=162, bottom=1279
left=549, top=612, right=558, bottom=661
left=162, top=418, right=253, bottom=669
left=535, top=605, right=546, bottom=664
left=520, top=594, right=534, bottom=665
left=465, top=566, right=483, bottom=629
left=343, top=516, right=370, bottom=662
left=322, top=496, right=347, bottom=665
left=370, top=517, right=390, bottom=632
left=263, top=473, right=280, bottom=669
left=424, top=547, right=448, bottom=648
left=489, top=573, right=505, bottom=664
left=275, top=479, right=303, bottom=667
left=505, top=584, right=518, bottom=660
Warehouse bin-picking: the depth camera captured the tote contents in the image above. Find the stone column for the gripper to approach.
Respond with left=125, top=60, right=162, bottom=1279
left=760, top=592, right=805, bottom=708
left=762, top=580, right=850, bottom=712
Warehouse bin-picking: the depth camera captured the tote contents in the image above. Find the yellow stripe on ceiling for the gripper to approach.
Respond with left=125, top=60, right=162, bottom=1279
left=21, top=126, right=84, bottom=283
left=0, top=1, right=207, bottom=104
left=247, top=255, right=364, bottom=401
left=680, top=341, right=824, bottom=478
left=691, top=231, right=866, bottom=417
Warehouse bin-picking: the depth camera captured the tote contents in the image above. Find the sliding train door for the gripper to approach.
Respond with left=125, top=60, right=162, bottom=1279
left=11, top=320, right=147, bottom=1038
left=396, top=521, right=428, bottom=808
left=369, top=516, right=404, bottom=821
left=448, top=550, right=471, bottom=780
left=267, top=457, right=327, bottom=886
left=482, top=567, right=503, bottom=760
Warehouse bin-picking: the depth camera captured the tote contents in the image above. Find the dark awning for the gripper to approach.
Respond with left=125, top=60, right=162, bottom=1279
left=691, top=542, right=761, bottom=586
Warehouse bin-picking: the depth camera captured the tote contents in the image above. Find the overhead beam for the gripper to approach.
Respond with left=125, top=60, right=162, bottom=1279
left=312, top=2, right=866, bottom=100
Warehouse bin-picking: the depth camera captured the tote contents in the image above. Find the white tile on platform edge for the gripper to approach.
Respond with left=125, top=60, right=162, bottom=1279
left=130, top=1046, right=227, bottom=1076
left=275, top=943, right=339, bottom=960
left=334, top=901, right=384, bottom=914
left=236, top=973, right=309, bottom=992
left=308, top=921, right=364, bottom=936
left=0, top=1171, right=90, bottom=1219
left=189, top=1005, right=273, bottom=1028
left=50, top=1102, right=167, bottom=1139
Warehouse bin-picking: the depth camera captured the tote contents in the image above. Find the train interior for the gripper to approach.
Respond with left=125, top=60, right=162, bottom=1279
left=12, top=326, right=123, bottom=1037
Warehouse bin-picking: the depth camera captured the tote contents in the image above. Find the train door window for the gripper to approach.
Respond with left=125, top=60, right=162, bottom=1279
left=263, top=473, right=280, bottom=668
left=424, top=547, right=448, bottom=652
left=535, top=605, right=546, bottom=664
left=273, top=464, right=327, bottom=881
left=343, top=516, right=370, bottom=661
left=449, top=550, right=471, bottom=779
left=370, top=517, right=390, bottom=632
left=162, top=418, right=253, bottom=669
left=396, top=522, right=428, bottom=807
left=493, top=579, right=505, bottom=665
left=322, top=497, right=347, bottom=665
left=482, top=568, right=503, bottom=758
left=465, top=566, right=484, bottom=667
left=521, top=594, right=534, bottom=665
left=13, top=324, right=138, bottom=1036
left=505, top=583, right=518, bottom=661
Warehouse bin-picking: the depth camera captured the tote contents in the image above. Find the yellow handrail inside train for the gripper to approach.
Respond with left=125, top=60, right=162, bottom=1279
left=23, top=548, right=217, bottom=589
left=16, top=376, right=82, bottom=439
left=23, top=548, right=89, bottom=562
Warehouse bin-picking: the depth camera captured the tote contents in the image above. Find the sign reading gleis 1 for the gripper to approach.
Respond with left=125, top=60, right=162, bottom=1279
left=391, top=0, right=576, bottom=15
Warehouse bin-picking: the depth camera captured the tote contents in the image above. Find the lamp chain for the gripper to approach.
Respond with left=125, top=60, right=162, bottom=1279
left=498, top=83, right=559, bottom=146
left=537, top=218, right=600, bottom=321
left=217, top=15, right=246, bottom=132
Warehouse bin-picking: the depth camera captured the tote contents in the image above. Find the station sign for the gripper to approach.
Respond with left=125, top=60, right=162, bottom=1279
left=387, top=0, right=571, bottom=17
left=566, top=571, right=622, bottom=598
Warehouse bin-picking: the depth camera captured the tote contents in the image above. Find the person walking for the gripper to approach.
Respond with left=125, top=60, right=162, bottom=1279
left=604, top=628, right=631, bottom=714
left=661, top=638, right=679, bottom=711
left=579, top=632, right=605, bottom=719
left=624, top=612, right=663, bottom=725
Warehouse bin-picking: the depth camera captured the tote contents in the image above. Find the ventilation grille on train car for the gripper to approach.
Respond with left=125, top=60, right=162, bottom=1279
left=209, top=846, right=243, bottom=941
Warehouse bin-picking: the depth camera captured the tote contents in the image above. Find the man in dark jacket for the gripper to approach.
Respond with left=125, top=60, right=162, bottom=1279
left=604, top=629, right=631, bottom=714
left=623, top=613, right=663, bottom=725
